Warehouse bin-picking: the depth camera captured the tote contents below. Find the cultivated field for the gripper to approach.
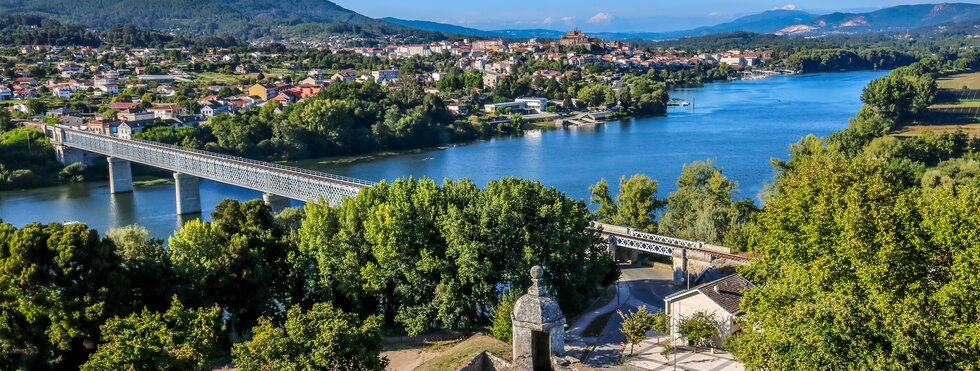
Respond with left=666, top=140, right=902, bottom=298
left=937, top=71, right=980, bottom=90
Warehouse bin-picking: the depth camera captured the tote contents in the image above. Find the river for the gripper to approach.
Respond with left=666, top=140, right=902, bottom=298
left=0, top=71, right=887, bottom=239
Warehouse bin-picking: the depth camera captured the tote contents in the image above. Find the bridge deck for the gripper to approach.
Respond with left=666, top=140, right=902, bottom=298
left=592, top=222, right=750, bottom=263
left=53, top=126, right=373, bottom=204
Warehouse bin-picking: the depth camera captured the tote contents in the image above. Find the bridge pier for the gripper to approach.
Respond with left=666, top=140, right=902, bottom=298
left=107, top=157, right=133, bottom=194
left=262, top=193, right=291, bottom=213
left=174, top=173, right=202, bottom=215
left=673, top=248, right=688, bottom=286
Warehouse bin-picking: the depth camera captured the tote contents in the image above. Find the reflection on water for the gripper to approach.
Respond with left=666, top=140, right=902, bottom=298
left=0, top=71, right=887, bottom=239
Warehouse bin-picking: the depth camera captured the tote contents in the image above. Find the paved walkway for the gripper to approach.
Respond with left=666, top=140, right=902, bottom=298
left=623, top=335, right=744, bottom=371
left=567, top=280, right=631, bottom=337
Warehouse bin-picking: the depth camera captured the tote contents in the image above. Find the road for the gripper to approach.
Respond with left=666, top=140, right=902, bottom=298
left=580, top=263, right=678, bottom=368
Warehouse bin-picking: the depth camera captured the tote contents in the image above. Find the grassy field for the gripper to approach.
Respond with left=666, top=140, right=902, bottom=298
left=893, top=124, right=980, bottom=137
left=415, top=335, right=511, bottom=371
left=896, top=72, right=980, bottom=136
left=192, top=72, right=248, bottom=85
left=937, top=71, right=980, bottom=90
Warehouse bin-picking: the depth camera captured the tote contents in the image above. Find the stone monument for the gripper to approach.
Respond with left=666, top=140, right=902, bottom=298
left=512, top=265, right=566, bottom=370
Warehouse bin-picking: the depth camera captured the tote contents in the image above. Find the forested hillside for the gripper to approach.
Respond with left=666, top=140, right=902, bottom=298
left=0, top=0, right=442, bottom=40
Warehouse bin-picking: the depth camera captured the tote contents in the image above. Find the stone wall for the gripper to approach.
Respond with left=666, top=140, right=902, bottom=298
left=459, top=351, right=512, bottom=371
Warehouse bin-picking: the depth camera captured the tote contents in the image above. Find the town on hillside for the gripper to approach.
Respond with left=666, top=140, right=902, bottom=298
left=2, top=30, right=776, bottom=139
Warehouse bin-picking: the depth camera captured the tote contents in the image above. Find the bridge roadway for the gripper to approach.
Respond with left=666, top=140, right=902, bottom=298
left=50, top=125, right=373, bottom=213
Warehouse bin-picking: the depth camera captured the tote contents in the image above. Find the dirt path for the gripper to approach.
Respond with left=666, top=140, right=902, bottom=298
left=383, top=348, right=439, bottom=371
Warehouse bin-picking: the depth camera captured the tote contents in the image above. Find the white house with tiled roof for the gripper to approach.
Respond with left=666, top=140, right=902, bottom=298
left=664, top=274, right=755, bottom=348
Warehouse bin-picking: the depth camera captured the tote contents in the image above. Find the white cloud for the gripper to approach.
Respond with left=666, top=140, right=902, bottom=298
left=560, top=16, right=577, bottom=24
left=707, top=11, right=723, bottom=17
left=776, top=4, right=798, bottom=10
left=587, top=12, right=614, bottom=24
left=543, top=17, right=554, bottom=25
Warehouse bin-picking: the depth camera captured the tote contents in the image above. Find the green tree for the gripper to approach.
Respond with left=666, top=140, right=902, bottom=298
left=169, top=200, right=293, bottom=338
left=589, top=178, right=618, bottom=224
left=58, top=162, right=87, bottom=183
left=616, top=174, right=661, bottom=232
left=232, top=303, right=387, bottom=371
left=589, top=175, right=662, bottom=232
left=618, top=305, right=657, bottom=355
left=488, top=290, right=520, bottom=344
left=0, top=222, right=126, bottom=369
left=677, top=311, right=718, bottom=352
left=81, top=298, right=220, bottom=371
left=658, top=161, right=750, bottom=244
left=107, top=225, right=172, bottom=311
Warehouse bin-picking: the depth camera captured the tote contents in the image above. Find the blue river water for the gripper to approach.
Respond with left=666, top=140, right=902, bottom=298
left=0, top=71, right=887, bottom=239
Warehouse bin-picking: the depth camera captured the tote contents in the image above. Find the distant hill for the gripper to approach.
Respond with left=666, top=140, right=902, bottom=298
left=0, top=0, right=436, bottom=39
left=387, top=3, right=980, bottom=41
left=680, top=10, right=817, bottom=36
left=382, top=18, right=496, bottom=37
left=776, top=3, right=980, bottom=35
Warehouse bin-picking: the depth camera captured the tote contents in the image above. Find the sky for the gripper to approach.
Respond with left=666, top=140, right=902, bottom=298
left=333, top=0, right=976, bottom=32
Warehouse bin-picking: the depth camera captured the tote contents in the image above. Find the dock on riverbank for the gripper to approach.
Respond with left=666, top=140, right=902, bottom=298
left=557, top=110, right=612, bottom=127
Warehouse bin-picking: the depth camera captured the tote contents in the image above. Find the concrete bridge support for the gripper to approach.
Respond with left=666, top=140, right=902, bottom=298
left=262, top=193, right=291, bottom=213
left=672, top=248, right=713, bottom=287
left=174, top=173, right=202, bottom=215
left=107, top=157, right=133, bottom=194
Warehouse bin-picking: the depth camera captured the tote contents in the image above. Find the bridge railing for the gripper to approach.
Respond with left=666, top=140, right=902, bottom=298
left=55, top=125, right=375, bottom=188
left=626, top=229, right=700, bottom=249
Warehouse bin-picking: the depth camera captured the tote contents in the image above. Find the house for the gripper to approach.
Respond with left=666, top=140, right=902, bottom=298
left=201, top=102, right=229, bottom=117
left=482, top=71, right=505, bottom=89
left=98, top=83, right=120, bottom=94
left=0, top=87, right=11, bottom=100
left=57, top=115, right=84, bottom=128
left=117, top=122, right=140, bottom=139
left=248, top=83, right=279, bottom=101
left=103, top=102, right=141, bottom=111
left=298, top=76, right=324, bottom=86
left=331, top=69, right=357, bottom=83
left=371, top=69, right=399, bottom=85
left=447, top=104, right=470, bottom=116
left=47, top=107, right=79, bottom=118
left=147, top=104, right=187, bottom=120
left=51, top=85, right=76, bottom=98
left=118, top=108, right=155, bottom=122
left=663, top=274, right=755, bottom=348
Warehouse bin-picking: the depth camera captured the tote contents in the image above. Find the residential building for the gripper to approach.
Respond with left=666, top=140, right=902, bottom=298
left=484, top=97, right=548, bottom=114
left=118, top=108, right=155, bottom=122
left=664, top=274, right=755, bottom=348
left=371, top=69, right=400, bottom=85
left=147, top=104, right=187, bottom=120
left=331, top=69, right=357, bottom=83
left=201, top=102, right=230, bottom=117
left=248, top=83, right=278, bottom=101
left=483, top=71, right=505, bottom=89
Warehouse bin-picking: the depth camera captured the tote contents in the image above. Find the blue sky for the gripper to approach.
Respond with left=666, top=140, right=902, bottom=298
left=333, top=0, right=977, bottom=32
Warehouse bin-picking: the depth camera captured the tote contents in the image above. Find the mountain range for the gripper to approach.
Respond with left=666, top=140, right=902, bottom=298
left=0, top=0, right=426, bottom=39
left=387, top=3, right=980, bottom=40
left=0, top=0, right=977, bottom=41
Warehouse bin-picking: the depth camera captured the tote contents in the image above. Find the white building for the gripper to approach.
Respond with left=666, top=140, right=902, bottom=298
left=371, top=69, right=400, bottom=85
left=484, top=97, right=549, bottom=114
left=663, top=274, right=755, bottom=348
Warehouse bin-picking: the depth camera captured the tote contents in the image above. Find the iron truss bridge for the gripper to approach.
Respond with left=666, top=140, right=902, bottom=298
left=593, top=222, right=750, bottom=263
left=53, top=126, right=374, bottom=204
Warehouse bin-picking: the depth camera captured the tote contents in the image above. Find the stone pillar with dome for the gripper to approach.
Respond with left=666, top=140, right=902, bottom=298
left=511, top=265, right=566, bottom=370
